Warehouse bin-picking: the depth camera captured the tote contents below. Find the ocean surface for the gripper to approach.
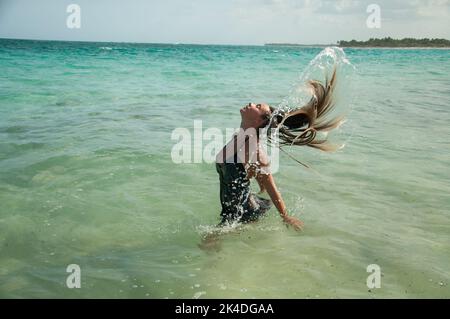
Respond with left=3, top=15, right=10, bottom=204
left=0, top=39, right=449, bottom=298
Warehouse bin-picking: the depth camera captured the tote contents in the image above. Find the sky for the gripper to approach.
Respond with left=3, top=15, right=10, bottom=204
left=0, top=0, right=449, bottom=44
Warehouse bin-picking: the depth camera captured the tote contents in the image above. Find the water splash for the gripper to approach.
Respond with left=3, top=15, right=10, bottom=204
left=269, top=47, right=357, bottom=170
left=278, top=46, right=356, bottom=114
left=196, top=221, right=249, bottom=237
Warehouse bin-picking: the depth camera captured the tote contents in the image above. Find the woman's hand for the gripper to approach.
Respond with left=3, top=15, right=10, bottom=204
left=246, top=163, right=257, bottom=179
left=282, top=215, right=304, bottom=231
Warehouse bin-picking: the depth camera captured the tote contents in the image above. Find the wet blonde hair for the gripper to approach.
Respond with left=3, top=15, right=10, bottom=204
left=266, top=67, right=344, bottom=152
left=256, top=67, right=345, bottom=169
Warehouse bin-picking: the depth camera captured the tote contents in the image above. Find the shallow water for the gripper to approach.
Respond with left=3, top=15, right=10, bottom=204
left=0, top=39, right=449, bottom=298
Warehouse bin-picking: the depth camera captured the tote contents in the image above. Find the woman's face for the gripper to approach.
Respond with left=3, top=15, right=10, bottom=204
left=240, top=103, right=271, bottom=128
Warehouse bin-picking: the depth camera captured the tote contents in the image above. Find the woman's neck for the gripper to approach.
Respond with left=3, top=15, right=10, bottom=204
left=240, top=121, right=258, bottom=132
left=238, top=122, right=260, bottom=143
left=240, top=121, right=250, bottom=130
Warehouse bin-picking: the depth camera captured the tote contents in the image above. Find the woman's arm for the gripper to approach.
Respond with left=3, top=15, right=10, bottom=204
left=243, top=139, right=303, bottom=230
left=256, top=173, right=304, bottom=231
left=256, top=177, right=266, bottom=194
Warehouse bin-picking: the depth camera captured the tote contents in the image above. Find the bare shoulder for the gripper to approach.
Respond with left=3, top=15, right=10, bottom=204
left=257, top=144, right=271, bottom=174
left=258, top=146, right=270, bottom=164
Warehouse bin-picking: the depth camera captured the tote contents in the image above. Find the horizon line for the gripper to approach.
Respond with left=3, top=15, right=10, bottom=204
left=0, top=36, right=339, bottom=47
left=2, top=36, right=448, bottom=48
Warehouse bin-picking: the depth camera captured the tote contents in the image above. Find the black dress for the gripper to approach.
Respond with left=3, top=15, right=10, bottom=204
left=215, top=151, right=272, bottom=224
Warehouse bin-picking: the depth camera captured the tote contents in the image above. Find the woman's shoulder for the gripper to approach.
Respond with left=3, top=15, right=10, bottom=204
left=257, top=144, right=270, bottom=164
left=257, top=145, right=271, bottom=175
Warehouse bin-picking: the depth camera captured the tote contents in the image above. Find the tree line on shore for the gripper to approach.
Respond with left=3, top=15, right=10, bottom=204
left=338, top=37, right=450, bottom=47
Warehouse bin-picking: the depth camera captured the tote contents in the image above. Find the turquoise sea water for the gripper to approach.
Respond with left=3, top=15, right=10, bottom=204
left=0, top=39, right=449, bottom=298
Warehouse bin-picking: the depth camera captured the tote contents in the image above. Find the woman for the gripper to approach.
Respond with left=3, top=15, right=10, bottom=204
left=213, top=68, right=343, bottom=233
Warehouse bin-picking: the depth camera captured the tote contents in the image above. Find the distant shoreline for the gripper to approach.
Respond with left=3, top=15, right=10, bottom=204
left=1, top=37, right=449, bottom=49
left=266, top=37, right=450, bottom=49
left=340, top=46, right=450, bottom=49
left=337, top=37, right=450, bottom=48
left=265, top=43, right=450, bottom=49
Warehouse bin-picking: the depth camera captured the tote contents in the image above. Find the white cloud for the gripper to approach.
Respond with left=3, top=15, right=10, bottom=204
left=415, top=0, right=449, bottom=17
left=0, top=0, right=449, bottom=44
left=334, top=0, right=359, bottom=12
